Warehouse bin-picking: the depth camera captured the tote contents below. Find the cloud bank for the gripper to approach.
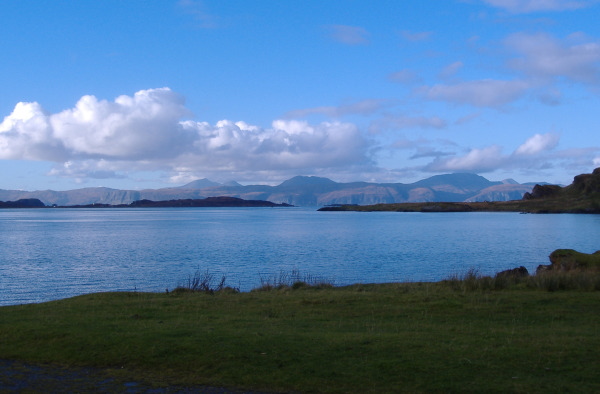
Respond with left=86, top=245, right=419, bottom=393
left=416, top=32, right=600, bottom=109
left=1, top=87, right=596, bottom=185
left=422, top=133, right=564, bottom=173
left=506, top=32, right=600, bottom=84
left=0, top=88, right=371, bottom=183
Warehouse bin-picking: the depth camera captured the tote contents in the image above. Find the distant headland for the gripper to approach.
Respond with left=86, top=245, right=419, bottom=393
left=319, top=168, right=600, bottom=214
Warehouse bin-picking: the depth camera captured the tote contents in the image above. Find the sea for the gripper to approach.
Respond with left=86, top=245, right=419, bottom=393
left=1, top=207, right=599, bottom=306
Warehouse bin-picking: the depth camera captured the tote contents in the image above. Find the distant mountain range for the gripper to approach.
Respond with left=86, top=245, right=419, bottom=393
left=0, top=173, right=540, bottom=207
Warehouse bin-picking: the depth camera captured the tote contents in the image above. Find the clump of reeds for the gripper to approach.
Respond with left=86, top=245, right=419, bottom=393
left=442, top=268, right=505, bottom=292
left=253, top=268, right=334, bottom=291
left=172, top=269, right=239, bottom=294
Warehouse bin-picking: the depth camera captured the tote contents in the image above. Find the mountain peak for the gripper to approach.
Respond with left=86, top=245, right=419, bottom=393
left=179, top=178, right=221, bottom=189
left=414, top=173, right=495, bottom=189
left=278, top=176, right=337, bottom=187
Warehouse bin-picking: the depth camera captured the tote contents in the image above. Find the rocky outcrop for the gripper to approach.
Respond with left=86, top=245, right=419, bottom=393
left=536, top=249, right=600, bottom=273
left=524, top=167, right=600, bottom=201
left=569, top=167, right=600, bottom=195
left=522, top=184, right=562, bottom=200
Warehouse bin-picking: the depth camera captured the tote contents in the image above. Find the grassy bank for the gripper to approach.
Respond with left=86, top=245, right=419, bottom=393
left=1, top=277, right=599, bottom=393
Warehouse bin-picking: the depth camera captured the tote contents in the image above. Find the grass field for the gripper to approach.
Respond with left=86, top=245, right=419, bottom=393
left=1, top=275, right=599, bottom=393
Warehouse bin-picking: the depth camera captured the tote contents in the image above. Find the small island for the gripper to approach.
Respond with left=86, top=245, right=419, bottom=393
left=0, top=196, right=293, bottom=209
left=319, top=168, right=600, bottom=213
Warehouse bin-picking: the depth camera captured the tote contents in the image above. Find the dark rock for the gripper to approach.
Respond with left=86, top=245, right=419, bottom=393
left=495, top=266, right=529, bottom=279
left=536, top=264, right=552, bottom=274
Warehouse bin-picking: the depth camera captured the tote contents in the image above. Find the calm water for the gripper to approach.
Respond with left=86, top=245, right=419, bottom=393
left=1, top=207, right=599, bottom=305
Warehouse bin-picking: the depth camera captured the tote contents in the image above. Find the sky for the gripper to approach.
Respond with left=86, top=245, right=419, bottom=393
left=1, top=0, right=599, bottom=191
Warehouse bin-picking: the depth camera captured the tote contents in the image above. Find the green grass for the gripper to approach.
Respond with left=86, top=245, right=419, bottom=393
left=1, top=280, right=600, bottom=393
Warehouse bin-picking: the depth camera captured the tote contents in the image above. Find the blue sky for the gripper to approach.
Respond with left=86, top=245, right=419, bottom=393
left=1, top=0, right=599, bottom=191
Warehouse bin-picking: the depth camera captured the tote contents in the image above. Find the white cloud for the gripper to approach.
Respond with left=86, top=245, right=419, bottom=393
left=1, top=88, right=371, bottom=182
left=48, top=160, right=125, bottom=181
left=514, top=133, right=559, bottom=155
left=536, top=87, right=563, bottom=105
left=419, top=79, right=531, bottom=107
left=50, top=88, right=193, bottom=159
left=284, top=99, right=388, bottom=119
left=181, top=118, right=369, bottom=172
left=438, top=61, right=464, bottom=80
left=594, top=156, right=600, bottom=166
left=425, top=145, right=506, bottom=172
left=388, top=69, right=420, bottom=84
left=454, top=112, right=482, bottom=125
left=506, top=32, right=600, bottom=84
left=400, top=30, right=433, bottom=42
left=422, top=133, right=562, bottom=173
left=178, top=0, right=220, bottom=28
left=0, top=88, right=193, bottom=162
left=410, top=149, right=454, bottom=160
left=0, top=102, right=67, bottom=161
left=326, top=25, right=370, bottom=45
left=482, top=0, right=595, bottom=13
left=369, top=115, right=447, bottom=133
left=419, top=32, right=600, bottom=110
left=392, top=136, right=457, bottom=150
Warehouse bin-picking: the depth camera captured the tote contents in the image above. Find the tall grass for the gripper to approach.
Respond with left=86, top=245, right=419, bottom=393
left=442, top=267, right=600, bottom=292
left=529, top=269, right=600, bottom=291
left=254, top=268, right=334, bottom=291
left=175, top=267, right=600, bottom=294
left=172, top=269, right=239, bottom=294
